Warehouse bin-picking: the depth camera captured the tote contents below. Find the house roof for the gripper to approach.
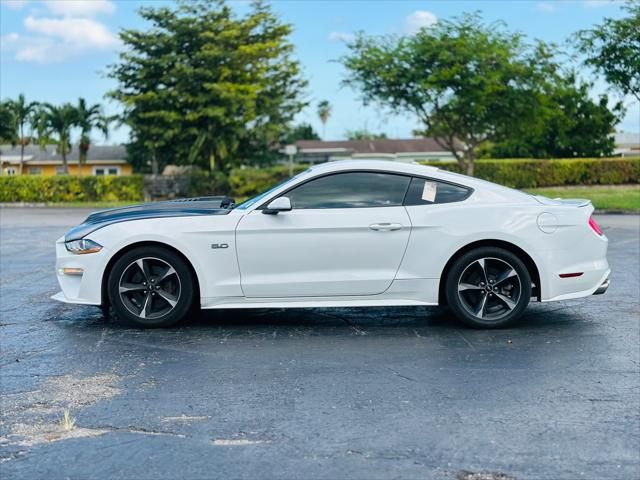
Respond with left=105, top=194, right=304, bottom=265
left=0, top=144, right=128, bottom=164
left=295, top=138, right=458, bottom=154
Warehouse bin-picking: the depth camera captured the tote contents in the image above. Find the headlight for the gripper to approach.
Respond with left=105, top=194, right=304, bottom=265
left=65, top=239, right=103, bottom=254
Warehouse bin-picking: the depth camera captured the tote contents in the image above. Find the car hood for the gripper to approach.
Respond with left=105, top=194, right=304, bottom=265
left=64, top=196, right=235, bottom=242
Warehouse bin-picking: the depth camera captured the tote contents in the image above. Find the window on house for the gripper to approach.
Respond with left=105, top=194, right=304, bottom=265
left=28, top=167, right=42, bottom=175
left=94, top=167, right=120, bottom=176
left=5, top=167, right=17, bottom=176
left=56, top=166, right=66, bottom=175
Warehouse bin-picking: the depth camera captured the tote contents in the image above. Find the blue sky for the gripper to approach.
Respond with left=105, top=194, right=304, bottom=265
left=1, top=0, right=638, bottom=145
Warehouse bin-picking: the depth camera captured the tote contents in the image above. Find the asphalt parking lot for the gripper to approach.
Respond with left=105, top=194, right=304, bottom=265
left=0, top=208, right=638, bottom=480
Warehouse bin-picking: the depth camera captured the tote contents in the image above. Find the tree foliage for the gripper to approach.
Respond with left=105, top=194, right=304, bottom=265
left=76, top=98, right=110, bottom=171
left=489, top=74, right=623, bottom=158
left=345, top=129, right=387, bottom=140
left=282, top=123, right=320, bottom=144
left=317, top=100, right=331, bottom=139
left=108, top=0, right=307, bottom=172
left=576, top=2, right=640, bottom=101
left=341, top=13, right=561, bottom=175
left=36, top=103, right=79, bottom=174
left=4, top=94, right=39, bottom=174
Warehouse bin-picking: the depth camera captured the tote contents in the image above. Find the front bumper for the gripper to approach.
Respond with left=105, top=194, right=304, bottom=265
left=53, top=236, right=109, bottom=306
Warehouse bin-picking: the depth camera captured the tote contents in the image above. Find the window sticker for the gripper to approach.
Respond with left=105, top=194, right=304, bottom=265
left=421, top=181, right=437, bottom=202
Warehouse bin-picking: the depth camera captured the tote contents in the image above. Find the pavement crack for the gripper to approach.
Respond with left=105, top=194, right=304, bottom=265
left=385, top=366, right=416, bottom=382
left=456, top=330, right=476, bottom=351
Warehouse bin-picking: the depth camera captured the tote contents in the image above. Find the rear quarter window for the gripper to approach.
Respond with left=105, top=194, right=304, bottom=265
left=404, top=177, right=471, bottom=205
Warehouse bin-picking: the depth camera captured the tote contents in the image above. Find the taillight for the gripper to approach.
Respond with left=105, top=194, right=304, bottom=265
left=588, top=216, right=603, bottom=236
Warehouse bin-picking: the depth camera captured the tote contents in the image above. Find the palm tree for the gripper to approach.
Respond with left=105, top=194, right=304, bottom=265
left=6, top=94, right=39, bottom=175
left=39, top=103, right=78, bottom=174
left=317, top=100, right=332, bottom=139
left=76, top=98, right=110, bottom=175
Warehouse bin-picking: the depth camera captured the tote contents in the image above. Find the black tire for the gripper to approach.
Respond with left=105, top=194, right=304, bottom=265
left=445, top=247, right=531, bottom=329
left=107, top=246, right=195, bottom=328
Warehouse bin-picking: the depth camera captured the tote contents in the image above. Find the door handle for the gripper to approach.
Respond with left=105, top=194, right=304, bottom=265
left=369, top=223, right=403, bottom=231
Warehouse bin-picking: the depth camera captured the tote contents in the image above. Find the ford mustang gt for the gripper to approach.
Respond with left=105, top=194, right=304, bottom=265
left=53, top=160, right=610, bottom=328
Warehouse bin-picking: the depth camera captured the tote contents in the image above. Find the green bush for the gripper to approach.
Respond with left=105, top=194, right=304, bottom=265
left=0, top=175, right=144, bottom=203
left=421, top=157, right=640, bottom=189
left=227, top=164, right=309, bottom=198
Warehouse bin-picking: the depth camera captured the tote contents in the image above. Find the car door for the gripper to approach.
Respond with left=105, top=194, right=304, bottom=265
left=235, top=171, right=412, bottom=297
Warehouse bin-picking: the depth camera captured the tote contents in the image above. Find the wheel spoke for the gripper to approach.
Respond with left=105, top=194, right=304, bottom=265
left=495, top=292, right=516, bottom=310
left=474, top=293, right=488, bottom=319
left=138, top=294, right=151, bottom=319
left=458, top=282, right=483, bottom=292
left=476, top=258, right=488, bottom=284
left=495, top=268, right=517, bottom=286
left=119, top=282, right=146, bottom=293
left=156, top=289, right=178, bottom=308
left=156, top=266, right=177, bottom=283
left=135, top=258, right=151, bottom=282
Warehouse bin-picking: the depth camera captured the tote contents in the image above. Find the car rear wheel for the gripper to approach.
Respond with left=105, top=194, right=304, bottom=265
left=445, top=247, right=531, bottom=328
left=107, top=246, right=194, bottom=328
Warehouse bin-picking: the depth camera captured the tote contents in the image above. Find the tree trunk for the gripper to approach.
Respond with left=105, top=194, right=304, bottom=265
left=19, top=125, right=24, bottom=175
left=464, top=151, right=475, bottom=177
left=151, top=150, right=158, bottom=175
left=209, top=150, right=215, bottom=171
left=62, top=148, right=69, bottom=174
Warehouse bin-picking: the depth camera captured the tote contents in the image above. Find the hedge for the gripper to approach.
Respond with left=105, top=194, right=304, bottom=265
left=0, top=158, right=637, bottom=203
left=421, top=158, right=640, bottom=189
left=0, top=175, right=144, bottom=203
left=222, top=157, right=639, bottom=198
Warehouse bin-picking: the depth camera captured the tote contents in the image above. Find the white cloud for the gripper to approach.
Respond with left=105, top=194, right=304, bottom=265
left=2, top=0, right=119, bottom=63
left=404, top=10, right=437, bottom=34
left=25, top=15, right=119, bottom=47
left=536, top=2, right=557, bottom=13
left=43, top=0, right=116, bottom=17
left=328, top=31, right=354, bottom=42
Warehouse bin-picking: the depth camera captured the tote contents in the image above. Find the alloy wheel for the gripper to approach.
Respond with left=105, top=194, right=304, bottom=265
left=118, top=257, right=181, bottom=320
left=457, top=257, right=522, bottom=322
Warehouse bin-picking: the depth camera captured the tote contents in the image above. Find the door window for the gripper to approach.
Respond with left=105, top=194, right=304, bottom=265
left=284, top=172, right=411, bottom=209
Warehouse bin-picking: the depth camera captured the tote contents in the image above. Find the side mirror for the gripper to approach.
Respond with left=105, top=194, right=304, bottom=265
left=263, top=196, right=292, bottom=214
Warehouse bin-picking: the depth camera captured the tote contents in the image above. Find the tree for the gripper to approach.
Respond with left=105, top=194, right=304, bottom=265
left=38, top=103, right=78, bottom=174
left=317, top=100, right=331, bottom=139
left=576, top=2, right=640, bottom=101
left=109, top=0, right=307, bottom=172
left=0, top=102, right=17, bottom=145
left=76, top=98, right=110, bottom=175
left=5, top=94, right=39, bottom=175
left=345, top=129, right=387, bottom=140
left=341, top=13, right=556, bottom=175
left=282, top=123, right=320, bottom=144
left=489, top=73, right=623, bottom=158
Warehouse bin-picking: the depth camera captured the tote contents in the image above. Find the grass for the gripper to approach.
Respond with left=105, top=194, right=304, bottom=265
left=59, top=410, right=76, bottom=431
left=526, top=185, right=640, bottom=212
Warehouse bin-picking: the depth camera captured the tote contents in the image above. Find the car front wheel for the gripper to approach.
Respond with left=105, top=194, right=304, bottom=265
left=107, top=246, right=195, bottom=328
left=445, top=247, right=532, bottom=328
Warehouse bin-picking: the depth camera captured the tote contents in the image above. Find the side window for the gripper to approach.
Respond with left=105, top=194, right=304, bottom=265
left=404, top=177, right=471, bottom=205
left=285, top=172, right=411, bottom=209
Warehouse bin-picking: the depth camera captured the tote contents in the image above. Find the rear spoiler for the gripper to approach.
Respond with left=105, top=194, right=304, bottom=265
left=533, top=196, right=592, bottom=208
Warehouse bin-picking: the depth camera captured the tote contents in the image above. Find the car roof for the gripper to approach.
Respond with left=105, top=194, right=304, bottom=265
left=308, top=159, right=441, bottom=177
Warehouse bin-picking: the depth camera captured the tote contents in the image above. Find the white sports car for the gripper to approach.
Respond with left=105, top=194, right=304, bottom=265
left=53, top=160, right=610, bottom=329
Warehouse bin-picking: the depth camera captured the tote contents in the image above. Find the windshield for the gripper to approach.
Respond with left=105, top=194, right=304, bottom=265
left=234, top=169, right=310, bottom=210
